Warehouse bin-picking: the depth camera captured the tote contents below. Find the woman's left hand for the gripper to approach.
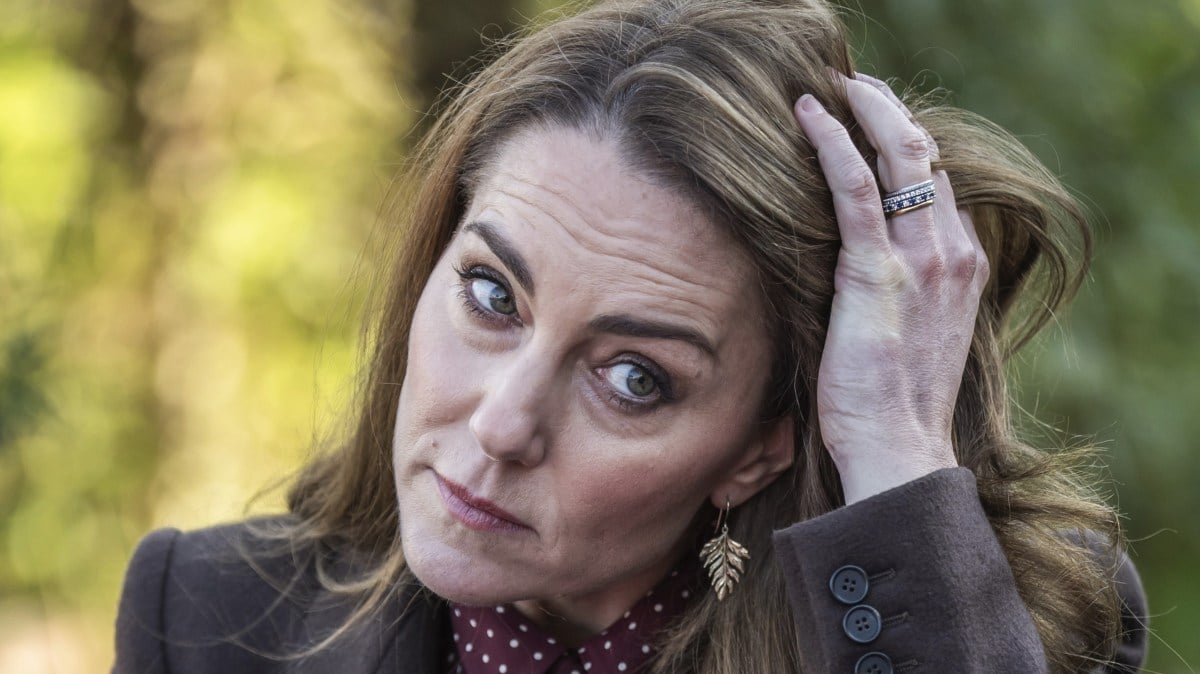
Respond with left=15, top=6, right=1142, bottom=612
left=793, top=73, right=990, bottom=504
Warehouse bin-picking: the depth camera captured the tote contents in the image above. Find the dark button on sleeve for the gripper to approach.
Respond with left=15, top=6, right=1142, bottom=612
left=854, top=651, right=893, bottom=674
left=842, top=604, right=882, bottom=643
left=829, top=564, right=869, bottom=604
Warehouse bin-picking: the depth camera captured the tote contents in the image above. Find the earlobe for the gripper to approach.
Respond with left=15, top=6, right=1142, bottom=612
left=709, top=415, right=796, bottom=509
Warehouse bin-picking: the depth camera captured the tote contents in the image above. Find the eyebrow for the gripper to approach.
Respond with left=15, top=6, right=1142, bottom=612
left=589, top=313, right=716, bottom=358
left=462, top=220, right=715, bottom=358
left=463, top=220, right=536, bottom=297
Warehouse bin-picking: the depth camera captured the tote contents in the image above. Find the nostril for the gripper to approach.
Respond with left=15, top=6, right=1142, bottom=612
left=468, top=404, right=545, bottom=466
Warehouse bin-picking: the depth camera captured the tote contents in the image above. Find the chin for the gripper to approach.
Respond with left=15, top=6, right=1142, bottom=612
left=397, top=500, right=538, bottom=603
left=394, top=469, right=551, bottom=605
left=403, top=536, right=525, bottom=606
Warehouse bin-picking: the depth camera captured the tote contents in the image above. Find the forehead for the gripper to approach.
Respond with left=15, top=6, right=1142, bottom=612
left=465, top=126, right=766, bottom=347
left=465, top=125, right=753, bottom=291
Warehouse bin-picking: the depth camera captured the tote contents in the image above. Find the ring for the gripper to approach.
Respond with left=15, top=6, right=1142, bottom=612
left=881, top=179, right=936, bottom=217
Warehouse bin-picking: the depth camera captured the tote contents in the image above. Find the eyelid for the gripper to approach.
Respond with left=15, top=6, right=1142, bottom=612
left=455, top=262, right=511, bottom=292
left=453, top=262, right=522, bottom=324
left=616, top=355, right=676, bottom=402
left=597, top=357, right=677, bottom=417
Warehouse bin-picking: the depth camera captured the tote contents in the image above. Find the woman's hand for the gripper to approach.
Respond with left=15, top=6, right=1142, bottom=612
left=793, top=73, right=989, bottom=505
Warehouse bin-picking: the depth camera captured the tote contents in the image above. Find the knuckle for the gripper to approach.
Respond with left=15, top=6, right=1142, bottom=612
left=917, top=252, right=947, bottom=285
left=950, top=247, right=979, bottom=282
left=975, top=250, right=991, bottom=285
left=842, top=165, right=879, bottom=202
left=896, top=130, right=930, bottom=162
left=815, top=120, right=853, bottom=149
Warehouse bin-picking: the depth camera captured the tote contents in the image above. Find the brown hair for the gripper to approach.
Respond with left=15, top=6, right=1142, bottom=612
left=277, top=0, right=1123, bottom=671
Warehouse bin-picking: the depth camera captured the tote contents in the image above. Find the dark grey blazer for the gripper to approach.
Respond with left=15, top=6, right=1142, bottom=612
left=113, top=468, right=1148, bottom=673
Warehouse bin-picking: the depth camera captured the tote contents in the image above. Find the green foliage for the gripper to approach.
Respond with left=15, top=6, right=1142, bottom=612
left=0, top=0, right=411, bottom=666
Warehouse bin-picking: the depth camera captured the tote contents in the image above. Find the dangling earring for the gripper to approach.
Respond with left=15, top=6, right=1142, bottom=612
left=700, top=497, right=750, bottom=601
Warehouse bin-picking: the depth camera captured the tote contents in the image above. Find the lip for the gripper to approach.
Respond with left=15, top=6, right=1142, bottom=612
left=434, top=472, right=532, bottom=533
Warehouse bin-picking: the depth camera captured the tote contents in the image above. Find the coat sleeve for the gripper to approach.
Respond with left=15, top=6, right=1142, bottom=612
left=771, top=467, right=1149, bottom=674
left=113, top=527, right=181, bottom=674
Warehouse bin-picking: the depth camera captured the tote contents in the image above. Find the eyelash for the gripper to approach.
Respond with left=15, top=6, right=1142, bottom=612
left=606, top=356, right=676, bottom=414
left=451, top=261, right=676, bottom=414
left=453, top=262, right=519, bottom=326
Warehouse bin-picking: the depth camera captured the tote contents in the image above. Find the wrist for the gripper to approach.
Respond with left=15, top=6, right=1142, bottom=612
left=834, top=445, right=958, bottom=505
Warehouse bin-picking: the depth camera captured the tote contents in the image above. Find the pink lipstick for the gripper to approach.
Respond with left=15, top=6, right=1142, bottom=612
left=435, top=473, right=531, bottom=533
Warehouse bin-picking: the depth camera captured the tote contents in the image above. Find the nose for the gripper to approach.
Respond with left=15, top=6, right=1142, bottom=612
left=468, top=348, right=551, bottom=467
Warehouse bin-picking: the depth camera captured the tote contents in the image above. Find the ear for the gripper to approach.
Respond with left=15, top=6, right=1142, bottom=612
left=709, top=414, right=795, bottom=509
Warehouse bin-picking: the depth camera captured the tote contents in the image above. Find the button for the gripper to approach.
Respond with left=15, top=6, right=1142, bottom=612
left=829, top=565, right=869, bottom=604
left=855, top=651, right=893, bottom=674
left=842, top=604, right=882, bottom=643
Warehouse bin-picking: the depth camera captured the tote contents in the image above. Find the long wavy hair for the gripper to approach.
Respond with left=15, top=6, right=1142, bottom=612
left=276, top=0, right=1124, bottom=671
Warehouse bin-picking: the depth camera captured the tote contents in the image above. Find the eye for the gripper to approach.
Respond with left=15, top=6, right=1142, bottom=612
left=468, top=277, right=516, bottom=316
left=605, top=362, right=659, bottom=399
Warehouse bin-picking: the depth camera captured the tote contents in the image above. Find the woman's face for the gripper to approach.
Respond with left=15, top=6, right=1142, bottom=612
left=392, top=126, right=791, bottom=620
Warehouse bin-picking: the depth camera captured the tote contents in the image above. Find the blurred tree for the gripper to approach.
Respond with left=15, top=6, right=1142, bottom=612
left=2, top=0, right=410, bottom=668
left=412, top=0, right=524, bottom=118
left=0, top=0, right=162, bottom=597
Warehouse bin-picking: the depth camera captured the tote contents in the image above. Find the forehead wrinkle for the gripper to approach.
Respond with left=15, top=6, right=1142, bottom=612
left=493, top=160, right=705, bottom=257
left=607, top=269, right=737, bottom=345
left=494, top=180, right=730, bottom=296
left=494, top=180, right=634, bottom=264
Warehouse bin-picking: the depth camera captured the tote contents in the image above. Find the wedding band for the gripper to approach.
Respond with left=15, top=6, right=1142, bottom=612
left=881, top=179, right=936, bottom=217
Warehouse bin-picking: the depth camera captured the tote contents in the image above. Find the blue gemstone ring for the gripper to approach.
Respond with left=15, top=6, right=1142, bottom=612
left=881, top=178, right=936, bottom=217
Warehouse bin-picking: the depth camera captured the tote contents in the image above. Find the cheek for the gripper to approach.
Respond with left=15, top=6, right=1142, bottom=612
left=550, top=417, right=728, bottom=542
left=393, top=272, right=478, bottom=454
left=543, top=373, right=772, bottom=563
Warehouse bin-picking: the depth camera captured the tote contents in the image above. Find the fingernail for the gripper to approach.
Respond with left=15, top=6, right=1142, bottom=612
left=798, top=94, right=821, bottom=114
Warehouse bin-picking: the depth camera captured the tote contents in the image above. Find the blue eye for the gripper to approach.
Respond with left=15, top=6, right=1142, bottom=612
left=466, top=276, right=516, bottom=316
left=606, top=362, right=659, bottom=399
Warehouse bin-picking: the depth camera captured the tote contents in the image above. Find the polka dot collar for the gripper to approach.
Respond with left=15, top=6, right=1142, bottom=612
left=446, top=563, right=700, bottom=674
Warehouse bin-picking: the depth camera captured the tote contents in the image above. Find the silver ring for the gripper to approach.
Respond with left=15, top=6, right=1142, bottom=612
left=881, top=179, right=936, bottom=217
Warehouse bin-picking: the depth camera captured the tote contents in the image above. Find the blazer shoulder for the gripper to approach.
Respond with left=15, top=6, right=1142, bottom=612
left=113, top=517, right=315, bottom=674
left=114, top=526, right=182, bottom=673
left=1102, top=542, right=1150, bottom=672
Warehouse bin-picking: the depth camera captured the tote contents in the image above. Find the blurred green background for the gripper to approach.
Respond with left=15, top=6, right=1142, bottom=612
left=1, top=0, right=1196, bottom=671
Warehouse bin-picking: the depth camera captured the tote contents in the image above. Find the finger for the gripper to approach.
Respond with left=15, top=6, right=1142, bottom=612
left=921, top=168, right=959, bottom=256
left=850, top=74, right=985, bottom=292
left=842, top=75, right=931, bottom=194
left=793, top=94, right=890, bottom=259
left=851, top=72, right=984, bottom=280
left=854, top=73, right=908, bottom=112
left=956, top=207, right=990, bottom=294
left=841, top=75, right=936, bottom=250
left=852, top=73, right=939, bottom=161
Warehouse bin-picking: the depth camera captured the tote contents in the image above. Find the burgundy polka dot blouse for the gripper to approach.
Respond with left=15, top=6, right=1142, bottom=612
left=445, top=566, right=700, bottom=674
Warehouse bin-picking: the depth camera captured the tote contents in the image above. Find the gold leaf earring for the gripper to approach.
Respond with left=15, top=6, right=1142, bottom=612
left=700, top=497, right=750, bottom=601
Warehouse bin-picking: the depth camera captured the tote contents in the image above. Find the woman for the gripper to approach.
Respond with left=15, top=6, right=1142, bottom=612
left=113, top=0, right=1148, bottom=672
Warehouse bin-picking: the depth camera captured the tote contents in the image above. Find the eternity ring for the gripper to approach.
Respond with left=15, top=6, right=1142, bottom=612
left=881, top=179, right=936, bottom=217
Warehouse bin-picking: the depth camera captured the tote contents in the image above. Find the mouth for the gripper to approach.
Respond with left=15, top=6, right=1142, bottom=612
left=434, top=472, right=532, bottom=533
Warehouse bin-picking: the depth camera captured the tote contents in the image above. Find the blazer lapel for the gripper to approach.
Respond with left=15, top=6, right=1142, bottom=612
left=292, top=581, right=448, bottom=674
left=376, top=586, right=449, bottom=674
